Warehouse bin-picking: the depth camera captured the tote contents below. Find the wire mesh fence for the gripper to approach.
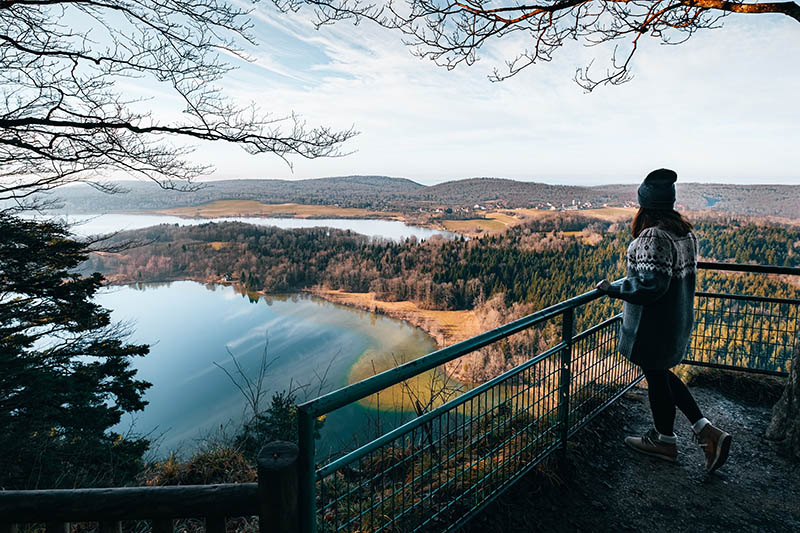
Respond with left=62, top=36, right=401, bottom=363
left=296, top=263, right=800, bottom=533
left=304, top=312, right=642, bottom=532
left=568, top=316, right=641, bottom=435
left=687, top=293, right=798, bottom=375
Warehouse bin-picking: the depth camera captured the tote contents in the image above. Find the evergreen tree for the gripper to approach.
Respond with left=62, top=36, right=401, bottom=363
left=0, top=214, right=150, bottom=488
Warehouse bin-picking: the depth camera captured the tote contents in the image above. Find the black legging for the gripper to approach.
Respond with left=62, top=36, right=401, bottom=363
left=642, top=368, right=704, bottom=436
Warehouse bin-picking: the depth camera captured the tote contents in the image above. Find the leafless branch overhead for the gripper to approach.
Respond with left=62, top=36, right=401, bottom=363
left=290, top=0, right=799, bottom=89
left=0, top=0, right=356, bottom=201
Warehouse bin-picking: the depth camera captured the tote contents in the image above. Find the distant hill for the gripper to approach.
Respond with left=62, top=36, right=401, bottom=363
left=595, top=183, right=800, bottom=217
left=32, top=175, right=423, bottom=212
left=26, top=175, right=800, bottom=218
left=421, top=178, right=617, bottom=207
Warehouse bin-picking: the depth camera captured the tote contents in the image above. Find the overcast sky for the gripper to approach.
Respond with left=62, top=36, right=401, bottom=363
left=165, top=7, right=799, bottom=186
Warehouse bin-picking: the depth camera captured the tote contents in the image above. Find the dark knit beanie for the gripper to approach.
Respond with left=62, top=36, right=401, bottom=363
left=638, top=168, right=677, bottom=209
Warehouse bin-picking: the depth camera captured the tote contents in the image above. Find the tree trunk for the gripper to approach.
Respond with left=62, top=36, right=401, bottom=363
left=766, top=337, right=800, bottom=460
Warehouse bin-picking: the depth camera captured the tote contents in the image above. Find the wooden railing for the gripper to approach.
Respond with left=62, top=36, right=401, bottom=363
left=0, top=442, right=300, bottom=533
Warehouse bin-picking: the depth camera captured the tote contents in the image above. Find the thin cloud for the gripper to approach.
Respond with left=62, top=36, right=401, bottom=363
left=143, top=6, right=800, bottom=184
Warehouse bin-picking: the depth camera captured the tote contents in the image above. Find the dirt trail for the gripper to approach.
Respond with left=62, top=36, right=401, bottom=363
left=463, top=383, right=800, bottom=532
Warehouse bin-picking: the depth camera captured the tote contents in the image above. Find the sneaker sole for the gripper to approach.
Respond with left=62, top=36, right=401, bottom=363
left=624, top=439, right=677, bottom=462
left=709, top=433, right=731, bottom=473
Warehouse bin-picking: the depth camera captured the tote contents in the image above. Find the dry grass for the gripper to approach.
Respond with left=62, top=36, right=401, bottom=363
left=141, top=446, right=256, bottom=486
left=503, top=208, right=556, bottom=219
left=440, top=210, right=535, bottom=236
left=581, top=206, right=637, bottom=222
left=312, top=289, right=480, bottom=346
left=439, top=207, right=636, bottom=237
left=484, top=211, right=519, bottom=226
left=510, top=206, right=636, bottom=223
left=440, top=217, right=509, bottom=235
left=158, top=200, right=401, bottom=219
left=311, top=289, right=480, bottom=411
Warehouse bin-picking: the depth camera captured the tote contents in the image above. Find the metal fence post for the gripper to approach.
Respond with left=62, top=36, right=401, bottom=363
left=258, top=441, right=299, bottom=533
left=297, top=406, right=317, bottom=533
left=558, top=308, right=574, bottom=452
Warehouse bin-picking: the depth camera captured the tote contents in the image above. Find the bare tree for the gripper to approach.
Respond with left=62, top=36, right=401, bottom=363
left=293, top=0, right=799, bottom=90
left=0, top=0, right=356, bottom=203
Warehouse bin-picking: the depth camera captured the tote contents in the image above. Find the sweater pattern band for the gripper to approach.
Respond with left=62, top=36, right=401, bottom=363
left=626, top=227, right=697, bottom=279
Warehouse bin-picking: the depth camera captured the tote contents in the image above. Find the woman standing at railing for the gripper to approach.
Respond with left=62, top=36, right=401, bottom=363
left=596, top=169, right=732, bottom=472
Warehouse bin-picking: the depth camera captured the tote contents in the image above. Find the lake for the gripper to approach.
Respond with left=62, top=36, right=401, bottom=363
left=97, top=281, right=441, bottom=458
left=36, top=213, right=456, bottom=241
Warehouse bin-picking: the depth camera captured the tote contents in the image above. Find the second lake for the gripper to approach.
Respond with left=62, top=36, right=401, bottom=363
left=40, top=213, right=457, bottom=241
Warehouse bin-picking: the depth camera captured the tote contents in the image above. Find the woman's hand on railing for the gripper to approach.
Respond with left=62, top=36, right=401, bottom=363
left=595, top=279, right=611, bottom=292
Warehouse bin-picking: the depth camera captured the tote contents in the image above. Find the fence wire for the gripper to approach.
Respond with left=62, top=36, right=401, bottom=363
left=688, top=293, right=798, bottom=375
left=569, top=317, right=641, bottom=435
left=300, top=269, right=800, bottom=533
left=313, top=315, right=639, bottom=532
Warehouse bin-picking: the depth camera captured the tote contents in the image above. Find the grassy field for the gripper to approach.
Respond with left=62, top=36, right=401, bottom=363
left=440, top=207, right=636, bottom=236
left=578, top=206, right=637, bottom=222
left=440, top=217, right=510, bottom=235
left=158, top=200, right=401, bottom=219
left=509, top=206, right=636, bottom=222
left=440, top=210, right=533, bottom=235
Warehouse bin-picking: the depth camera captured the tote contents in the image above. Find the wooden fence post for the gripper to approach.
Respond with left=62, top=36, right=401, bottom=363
left=45, top=523, right=69, bottom=533
left=258, top=441, right=299, bottom=533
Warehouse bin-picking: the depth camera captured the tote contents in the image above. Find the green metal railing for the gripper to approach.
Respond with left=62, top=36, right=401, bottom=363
left=686, top=262, right=799, bottom=375
left=297, top=262, right=799, bottom=532
left=687, top=262, right=798, bottom=376
left=2, top=263, right=797, bottom=533
left=298, top=298, right=633, bottom=533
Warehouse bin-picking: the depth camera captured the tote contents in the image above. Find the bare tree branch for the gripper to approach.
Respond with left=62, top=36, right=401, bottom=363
left=0, top=0, right=357, bottom=201
left=288, top=0, right=798, bottom=90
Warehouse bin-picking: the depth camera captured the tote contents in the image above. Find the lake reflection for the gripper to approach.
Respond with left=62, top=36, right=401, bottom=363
left=98, top=281, right=438, bottom=457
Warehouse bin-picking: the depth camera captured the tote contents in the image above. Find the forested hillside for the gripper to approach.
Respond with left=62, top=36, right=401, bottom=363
left=88, top=217, right=800, bottom=305
left=39, top=176, right=423, bottom=212
left=87, top=217, right=800, bottom=380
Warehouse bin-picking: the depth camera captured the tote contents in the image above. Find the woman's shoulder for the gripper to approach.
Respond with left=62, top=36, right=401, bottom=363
left=638, top=226, right=695, bottom=242
left=629, top=227, right=673, bottom=256
left=635, top=226, right=677, bottom=244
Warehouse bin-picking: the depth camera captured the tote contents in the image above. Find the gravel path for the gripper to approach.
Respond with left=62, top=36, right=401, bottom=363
left=463, top=379, right=800, bottom=532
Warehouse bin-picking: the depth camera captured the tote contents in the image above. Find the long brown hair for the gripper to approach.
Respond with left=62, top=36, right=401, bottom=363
left=631, top=208, right=693, bottom=238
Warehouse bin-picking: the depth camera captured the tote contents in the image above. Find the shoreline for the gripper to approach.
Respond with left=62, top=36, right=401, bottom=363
left=306, top=287, right=480, bottom=350
left=308, top=288, right=482, bottom=387
left=104, top=277, right=482, bottom=400
left=104, top=276, right=480, bottom=353
left=150, top=202, right=457, bottom=236
left=154, top=201, right=406, bottom=222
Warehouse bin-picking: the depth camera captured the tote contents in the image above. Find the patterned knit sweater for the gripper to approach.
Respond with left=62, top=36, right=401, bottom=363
left=605, top=226, right=698, bottom=369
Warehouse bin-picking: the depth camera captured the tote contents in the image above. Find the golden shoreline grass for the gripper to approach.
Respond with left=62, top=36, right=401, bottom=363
left=309, top=288, right=481, bottom=411
left=309, top=288, right=480, bottom=348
